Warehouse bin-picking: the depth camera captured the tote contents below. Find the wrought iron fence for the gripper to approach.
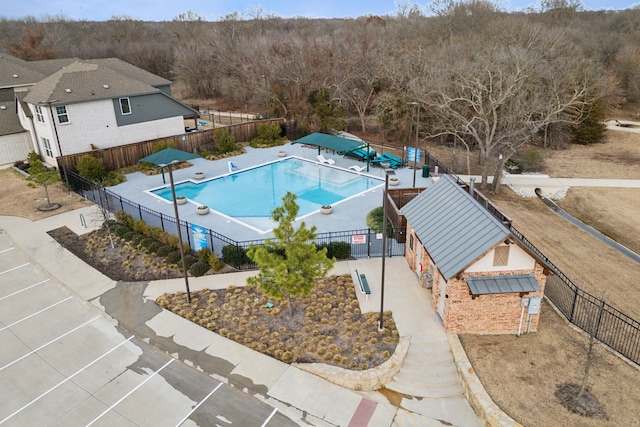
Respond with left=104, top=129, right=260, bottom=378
left=511, top=226, right=640, bottom=366
left=69, top=171, right=405, bottom=271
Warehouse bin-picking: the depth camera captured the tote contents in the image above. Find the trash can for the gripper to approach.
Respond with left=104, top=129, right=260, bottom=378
left=422, top=164, right=430, bottom=178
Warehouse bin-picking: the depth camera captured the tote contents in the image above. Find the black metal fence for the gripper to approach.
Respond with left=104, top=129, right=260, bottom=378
left=510, top=226, right=640, bottom=366
left=69, top=171, right=405, bottom=270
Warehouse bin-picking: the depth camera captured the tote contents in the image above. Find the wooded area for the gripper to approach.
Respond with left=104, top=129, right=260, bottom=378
left=3, top=0, right=639, bottom=188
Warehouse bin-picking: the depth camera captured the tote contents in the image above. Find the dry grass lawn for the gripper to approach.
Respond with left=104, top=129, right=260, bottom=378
left=459, top=128, right=640, bottom=426
left=0, top=168, right=91, bottom=220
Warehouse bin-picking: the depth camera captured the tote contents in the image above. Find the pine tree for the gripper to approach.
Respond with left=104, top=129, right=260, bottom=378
left=247, top=192, right=335, bottom=315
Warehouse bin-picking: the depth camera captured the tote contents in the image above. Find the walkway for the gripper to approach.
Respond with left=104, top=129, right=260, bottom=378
left=0, top=208, right=482, bottom=426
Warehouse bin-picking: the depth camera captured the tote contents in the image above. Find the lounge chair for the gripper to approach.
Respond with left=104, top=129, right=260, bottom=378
left=317, top=154, right=335, bottom=165
left=228, top=161, right=239, bottom=172
left=348, top=165, right=366, bottom=172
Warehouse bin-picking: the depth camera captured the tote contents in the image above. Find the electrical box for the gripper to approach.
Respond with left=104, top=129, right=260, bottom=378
left=527, top=296, right=541, bottom=314
left=520, top=297, right=530, bottom=308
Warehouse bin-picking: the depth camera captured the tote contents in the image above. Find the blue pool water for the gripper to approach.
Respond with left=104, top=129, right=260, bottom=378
left=151, top=157, right=383, bottom=218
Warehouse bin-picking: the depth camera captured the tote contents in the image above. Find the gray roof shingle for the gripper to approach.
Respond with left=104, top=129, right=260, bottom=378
left=401, top=174, right=510, bottom=280
left=23, top=60, right=160, bottom=105
left=467, top=274, right=541, bottom=294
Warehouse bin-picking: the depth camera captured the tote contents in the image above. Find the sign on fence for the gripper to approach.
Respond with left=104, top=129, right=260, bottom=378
left=351, top=234, right=367, bottom=244
left=191, top=224, right=208, bottom=251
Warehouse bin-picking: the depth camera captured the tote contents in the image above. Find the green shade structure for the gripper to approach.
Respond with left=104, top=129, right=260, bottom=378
left=139, top=147, right=200, bottom=166
left=139, top=148, right=201, bottom=302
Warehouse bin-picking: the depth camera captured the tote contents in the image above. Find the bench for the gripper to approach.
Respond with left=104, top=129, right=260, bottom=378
left=355, top=269, right=371, bottom=300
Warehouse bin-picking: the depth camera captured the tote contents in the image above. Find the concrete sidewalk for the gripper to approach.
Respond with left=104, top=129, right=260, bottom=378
left=0, top=211, right=482, bottom=426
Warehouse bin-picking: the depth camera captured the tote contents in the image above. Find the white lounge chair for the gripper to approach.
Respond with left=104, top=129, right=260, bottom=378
left=317, top=154, right=335, bottom=165
left=348, top=165, right=365, bottom=172
left=228, top=161, right=239, bottom=173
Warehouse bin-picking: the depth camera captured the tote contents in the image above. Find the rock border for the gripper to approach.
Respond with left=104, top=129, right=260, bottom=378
left=292, top=336, right=410, bottom=391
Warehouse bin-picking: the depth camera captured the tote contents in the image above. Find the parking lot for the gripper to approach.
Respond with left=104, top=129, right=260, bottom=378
left=0, top=232, right=297, bottom=426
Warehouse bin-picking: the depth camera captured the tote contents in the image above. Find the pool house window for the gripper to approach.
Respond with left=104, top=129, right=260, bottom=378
left=119, top=97, right=132, bottom=115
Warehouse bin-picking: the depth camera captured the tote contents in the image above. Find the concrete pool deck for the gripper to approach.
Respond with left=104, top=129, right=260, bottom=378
left=106, top=144, right=436, bottom=242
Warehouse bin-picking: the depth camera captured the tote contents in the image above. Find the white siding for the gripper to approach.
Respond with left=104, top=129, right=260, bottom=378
left=0, top=132, right=32, bottom=165
left=465, top=243, right=535, bottom=273
left=49, top=100, right=185, bottom=155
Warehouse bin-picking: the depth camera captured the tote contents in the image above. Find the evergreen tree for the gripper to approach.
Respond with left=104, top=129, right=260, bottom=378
left=247, top=192, right=335, bottom=315
left=572, top=98, right=607, bottom=145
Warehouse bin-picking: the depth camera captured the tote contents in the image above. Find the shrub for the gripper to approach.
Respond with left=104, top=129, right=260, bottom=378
left=76, top=154, right=107, bottom=183
left=198, top=247, right=213, bottom=262
left=156, top=245, right=174, bottom=257
left=366, top=207, right=393, bottom=235
left=139, top=238, right=157, bottom=252
left=518, top=148, right=543, bottom=172
left=213, top=128, right=239, bottom=154
left=222, top=244, right=250, bottom=266
left=189, top=260, right=211, bottom=277
left=208, top=252, right=225, bottom=272
left=103, top=170, right=126, bottom=186
left=249, top=123, right=286, bottom=148
left=111, top=224, right=131, bottom=238
left=326, top=241, right=351, bottom=259
left=166, top=250, right=183, bottom=265
left=184, top=254, right=199, bottom=269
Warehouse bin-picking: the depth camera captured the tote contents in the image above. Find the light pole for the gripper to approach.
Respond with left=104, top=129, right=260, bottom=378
left=408, top=101, right=420, bottom=188
left=261, top=74, right=268, bottom=118
left=166, top=161, right=192, bottom=303
left=379, top=169, right=395, bottom=330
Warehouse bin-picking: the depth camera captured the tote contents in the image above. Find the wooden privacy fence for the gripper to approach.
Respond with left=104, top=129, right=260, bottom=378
left=58, top=118, right=284, bottom=172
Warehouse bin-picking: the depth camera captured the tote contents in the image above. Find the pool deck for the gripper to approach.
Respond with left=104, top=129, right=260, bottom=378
left=107, top=144, right=435, bottom=242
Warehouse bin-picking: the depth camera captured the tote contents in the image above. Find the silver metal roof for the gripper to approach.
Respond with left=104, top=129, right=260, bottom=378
left=401, top=174, right=510, bottom=280
left=467, top=274, right=540, bottom=295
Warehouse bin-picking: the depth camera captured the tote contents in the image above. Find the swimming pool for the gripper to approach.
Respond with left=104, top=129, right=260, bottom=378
left=150, top=157, right=383, bottom=219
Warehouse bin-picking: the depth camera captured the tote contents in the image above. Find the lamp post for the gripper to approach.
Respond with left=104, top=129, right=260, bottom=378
left=166, top=161, right=192, bottom=303
left=45, top=100, right=71, bottom=194
left=408, top=101, right=420, bottom=188
left=379, top=169, right=395, bottom=330
left=261, top=74, right=268, bottom=118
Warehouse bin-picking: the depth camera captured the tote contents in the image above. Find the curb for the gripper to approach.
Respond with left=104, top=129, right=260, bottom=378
left=293, top=336, right=410, bottom=391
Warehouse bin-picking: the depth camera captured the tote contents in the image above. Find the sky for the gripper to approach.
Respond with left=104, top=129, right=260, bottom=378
left=2, top=0, right=638, bottom=21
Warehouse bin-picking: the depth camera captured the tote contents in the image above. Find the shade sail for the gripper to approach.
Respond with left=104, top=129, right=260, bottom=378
left=292, top=132, right=367, bottom=154
left=139, top=148, right=200, bottom=166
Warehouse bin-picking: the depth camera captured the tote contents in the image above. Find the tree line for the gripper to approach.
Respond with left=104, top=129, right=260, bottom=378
left=3, top=0, right=640, bottom=189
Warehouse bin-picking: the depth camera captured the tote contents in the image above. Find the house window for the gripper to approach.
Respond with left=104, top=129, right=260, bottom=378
left=409, top=234, right=414, bottom=251
left=56, top=106, right=69, bottom=123
left=119, top=97, right=132, bottom=115
left=35, top=105, right=44, bottom=122
left=42, top=137, right=53, bottom=157
left=493, top=245, right=510, bottom=266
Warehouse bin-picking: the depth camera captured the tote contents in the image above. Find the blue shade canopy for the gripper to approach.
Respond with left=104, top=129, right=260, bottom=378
left=139, top=148, right=200, bottom=167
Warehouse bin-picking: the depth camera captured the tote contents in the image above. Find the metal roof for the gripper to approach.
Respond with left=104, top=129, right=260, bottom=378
left=292, top=132, right=367, bottom=154
left=401, top=174, right=510, bottom=280
left=467, top=274, right=540, bottom=295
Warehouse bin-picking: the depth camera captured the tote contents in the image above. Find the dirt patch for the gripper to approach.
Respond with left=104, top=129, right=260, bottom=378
left=459, top=126, right=640, bottom=427
left=0, top=168, right=92, bottom=220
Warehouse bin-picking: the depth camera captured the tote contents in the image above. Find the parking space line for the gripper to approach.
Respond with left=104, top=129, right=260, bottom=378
left=0, top=279, right=49, bottom=302
left=0, top=336, right=134, bottom=425
left=0, top=263, right=29, bottom=276
left=0, top=296, right=73, bottom=332
left=0, top=248, right=15, bottom=254
left=261, top=408, right=279, bottom=427
left=0, top=316, right=101, bottom=372
left=174, top=382, right=223, bottom=427
left=86, top=358, right=175, bottom=427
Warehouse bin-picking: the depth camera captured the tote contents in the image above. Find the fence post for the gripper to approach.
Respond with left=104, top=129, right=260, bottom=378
left=367, top=229, right=371, bottom=258
left=569, top=283, right=578, bottom=322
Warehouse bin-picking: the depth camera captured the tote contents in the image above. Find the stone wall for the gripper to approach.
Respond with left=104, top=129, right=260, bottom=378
left=292, top=336, right=410, bottom=391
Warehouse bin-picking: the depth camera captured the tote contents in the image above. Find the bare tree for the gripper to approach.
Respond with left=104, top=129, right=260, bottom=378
left=412, top=31, right=597, bottom=191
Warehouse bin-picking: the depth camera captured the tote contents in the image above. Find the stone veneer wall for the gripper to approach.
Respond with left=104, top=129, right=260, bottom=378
left=292, top=336, right=410, bottom=391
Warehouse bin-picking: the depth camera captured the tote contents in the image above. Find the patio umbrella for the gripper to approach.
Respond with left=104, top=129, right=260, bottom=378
left=139, top=148, right=201, bottom=302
